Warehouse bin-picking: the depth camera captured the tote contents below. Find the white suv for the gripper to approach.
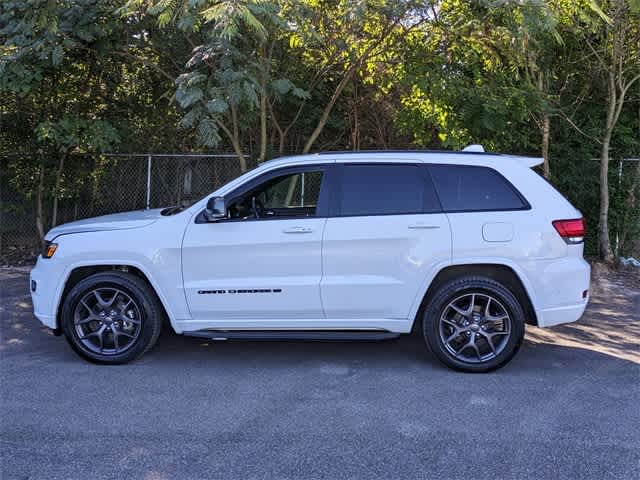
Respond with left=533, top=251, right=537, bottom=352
left=30, top=148, right=590, bottom=372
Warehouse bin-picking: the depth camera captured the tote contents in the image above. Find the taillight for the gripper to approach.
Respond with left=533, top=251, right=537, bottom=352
left=552, top=218, right=585, bottom=244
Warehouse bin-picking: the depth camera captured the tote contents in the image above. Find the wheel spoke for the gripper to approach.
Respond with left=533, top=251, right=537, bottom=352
left=445, top=329, right=462, bottom=344
left=442, top=318, right=459, bottom=329
left=486, top=329, right=510, bottom=337
left=451, top=295, right=474, bottom=317
left=75, top=315, right=98, bottom=325
left=479, top=331, right=496, bottom=354
left=118, top=316, right=141, bottom=325
left=120, top=298, right=133, bottom=313
left=111, top=326, right=120, bottom=351
left=81, top=324, right=106, bottom=352
left=486, top=313, right=509, bottom=322
left=455, top=336, right=474, bottom=356
left=94, top=289, right=120, bottom=308
left=80, top=298, right=94, bottom=314
left=97, top=325, right=105, bottom=352
left=450, top=304, right=467, bottom=316
left=484, top=297, right=491, bottom=318
left=470, top=332, right=481, bottom=359
left=94, top=290, right=109, bottom=308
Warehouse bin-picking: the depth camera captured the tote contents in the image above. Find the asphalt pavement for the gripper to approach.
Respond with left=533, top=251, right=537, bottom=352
left=1, top=266, right=639, bottom=480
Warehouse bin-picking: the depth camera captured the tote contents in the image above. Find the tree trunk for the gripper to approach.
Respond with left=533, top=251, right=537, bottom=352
left=258, top=86, right=268, bottom=163
left=231, top=137, right=247, bottom=173
left=35, top=158, right=46, bottom=249
left=51, top=152, right=66, bottom=227
left=541, top=114, right=550, bottom=179
left=303, top=67, right=357, bottom=153
left=598, top=132, right=614, bottom=263
left=278, top=130, right=286, bottom=157
left=535, top=70, right=551, bottom=179
left=598, top=69, right=619, bottom=264
left=220, top=104, right=247, bottom=173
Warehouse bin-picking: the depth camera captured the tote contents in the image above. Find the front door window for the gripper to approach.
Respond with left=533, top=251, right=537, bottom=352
left=228, top=170, right=324, bottom=219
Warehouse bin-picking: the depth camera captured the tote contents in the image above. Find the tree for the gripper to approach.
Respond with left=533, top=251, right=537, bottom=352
left=1, top=0, right=123, bottom=242
left=583, top=0, right=640, bottom=262
left=283, top=0, right=425, bottom=153
left=126, top=0, right=304, bottom=170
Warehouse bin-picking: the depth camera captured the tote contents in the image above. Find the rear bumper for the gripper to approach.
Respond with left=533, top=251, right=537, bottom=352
left=537, top=302, right=588, bottom=328
left=529, top=257, right=590, bottom=328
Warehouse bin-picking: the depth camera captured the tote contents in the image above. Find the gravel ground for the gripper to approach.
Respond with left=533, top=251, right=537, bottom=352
left=1, top=265, right=639, bottom=480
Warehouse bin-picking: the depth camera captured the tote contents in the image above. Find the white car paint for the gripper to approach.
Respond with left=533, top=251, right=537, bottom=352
left=30, top=151, right=590, bottom=337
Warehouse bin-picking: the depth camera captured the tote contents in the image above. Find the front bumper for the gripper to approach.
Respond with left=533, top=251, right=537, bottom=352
left=30, top=255, right=64, bottom=329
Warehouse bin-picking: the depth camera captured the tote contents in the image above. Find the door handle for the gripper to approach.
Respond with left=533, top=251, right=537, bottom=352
left=408, top=223, right=441, bottom=229
left=283, top=226, right=313, bottom=234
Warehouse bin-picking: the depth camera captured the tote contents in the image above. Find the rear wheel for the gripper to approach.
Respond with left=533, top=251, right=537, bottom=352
left=61, top=272, right=162, bottom=364
left=422, top=276, right=525, bottom=372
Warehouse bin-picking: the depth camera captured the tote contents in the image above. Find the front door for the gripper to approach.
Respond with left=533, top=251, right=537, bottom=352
left=182, top=165, right=333, bottom=324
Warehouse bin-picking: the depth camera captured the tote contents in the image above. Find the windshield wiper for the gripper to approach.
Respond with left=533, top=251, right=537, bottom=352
left=160, top=206, right=184, bottom=216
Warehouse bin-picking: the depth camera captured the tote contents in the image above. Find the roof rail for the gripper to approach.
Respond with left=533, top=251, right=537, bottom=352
left=316, top=149, right=497, bottom=156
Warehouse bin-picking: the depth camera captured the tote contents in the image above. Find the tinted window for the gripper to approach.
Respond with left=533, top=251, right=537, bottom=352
left=429, top=165, right=527, bottom=212
left=338, top=164, right=440, bottom=216
left=258, top=171, right=323, bottom=209
left=228, top=170, right=324, bottom=219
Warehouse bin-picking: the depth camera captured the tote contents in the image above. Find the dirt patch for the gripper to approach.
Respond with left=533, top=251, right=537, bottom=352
left=526, top=259, right=640, bottom=364
left=587, top=256, right=639, bottom=287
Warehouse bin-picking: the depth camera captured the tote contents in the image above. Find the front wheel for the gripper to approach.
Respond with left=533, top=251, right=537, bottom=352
left=422, top=276, right=525, bottom=372
left=61, top=272, right=163, bottom=364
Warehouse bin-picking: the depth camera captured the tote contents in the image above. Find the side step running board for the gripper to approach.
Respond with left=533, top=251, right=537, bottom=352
left=182, top=330, right=401, bottom=342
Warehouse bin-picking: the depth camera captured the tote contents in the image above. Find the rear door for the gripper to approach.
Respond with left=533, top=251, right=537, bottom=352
left=320, top=163, right=451, bottom=321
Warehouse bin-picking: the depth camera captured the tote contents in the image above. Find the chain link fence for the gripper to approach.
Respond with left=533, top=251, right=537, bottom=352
left=1, top=154, right=244, bottom=264
left=1, top=152, right=639, bottom=265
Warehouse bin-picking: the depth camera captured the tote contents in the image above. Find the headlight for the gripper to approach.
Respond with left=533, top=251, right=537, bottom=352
left=42, top=240, right=58, bottom=259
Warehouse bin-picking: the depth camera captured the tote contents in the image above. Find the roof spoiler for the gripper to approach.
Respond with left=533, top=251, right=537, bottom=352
left=504, top=155, right=544, bottom=168
left=462, top=144, right=544, bottom=167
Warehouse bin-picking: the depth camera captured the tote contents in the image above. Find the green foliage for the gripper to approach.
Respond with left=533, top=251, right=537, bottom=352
left=1, top=0, right=639, bottom=256
left=36, top=116, right=120, bottom=153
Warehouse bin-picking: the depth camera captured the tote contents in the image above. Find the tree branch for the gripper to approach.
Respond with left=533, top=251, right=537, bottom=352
left=557, top=109, right=602, bottom=144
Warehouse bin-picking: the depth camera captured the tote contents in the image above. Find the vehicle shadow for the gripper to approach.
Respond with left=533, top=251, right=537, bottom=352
left=147, top=325, right=640, bottom=373
left=2, top=267, right=639, bottom=370
left=146, top=269, right=640, bottom=370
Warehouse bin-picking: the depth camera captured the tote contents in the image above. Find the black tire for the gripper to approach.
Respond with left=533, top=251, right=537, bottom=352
left=422, top=276, right=525, bottom=373
left=61, top=272, right=163, bottom=364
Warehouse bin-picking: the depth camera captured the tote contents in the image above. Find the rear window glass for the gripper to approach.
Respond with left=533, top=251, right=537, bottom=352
left=428, top=165, right=527, bottom=212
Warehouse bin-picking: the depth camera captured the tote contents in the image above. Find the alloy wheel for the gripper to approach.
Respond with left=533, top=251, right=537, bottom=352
left=73, top=288, right=142, bottom=355
left=438, top=293, right=511, bottom=364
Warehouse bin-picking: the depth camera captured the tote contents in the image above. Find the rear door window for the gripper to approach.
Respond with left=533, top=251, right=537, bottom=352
left=428, top=165, right=528, bottom=212
left=338, top=164, right=441, bottom=216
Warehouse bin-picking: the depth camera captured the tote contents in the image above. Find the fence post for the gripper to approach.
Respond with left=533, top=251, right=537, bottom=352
left=614, top=159, right=623, bottom=257
left=146, top=155, right=152, bottom=210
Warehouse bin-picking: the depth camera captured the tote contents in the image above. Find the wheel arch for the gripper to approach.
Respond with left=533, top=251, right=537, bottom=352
left=54, top=262, right=177, bottom=333
left=410, top=262, right=538, bottom=332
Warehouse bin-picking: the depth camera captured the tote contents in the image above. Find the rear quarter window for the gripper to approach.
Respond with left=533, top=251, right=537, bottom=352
left=428, top=164, right=528, bottom=212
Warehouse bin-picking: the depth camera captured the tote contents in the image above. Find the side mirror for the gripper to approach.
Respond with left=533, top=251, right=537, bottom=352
left=204, top=196, right=226, bottom=222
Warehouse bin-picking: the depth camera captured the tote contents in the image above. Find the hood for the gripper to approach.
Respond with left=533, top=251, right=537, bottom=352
left=46, top=209, right=164, bottom=240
